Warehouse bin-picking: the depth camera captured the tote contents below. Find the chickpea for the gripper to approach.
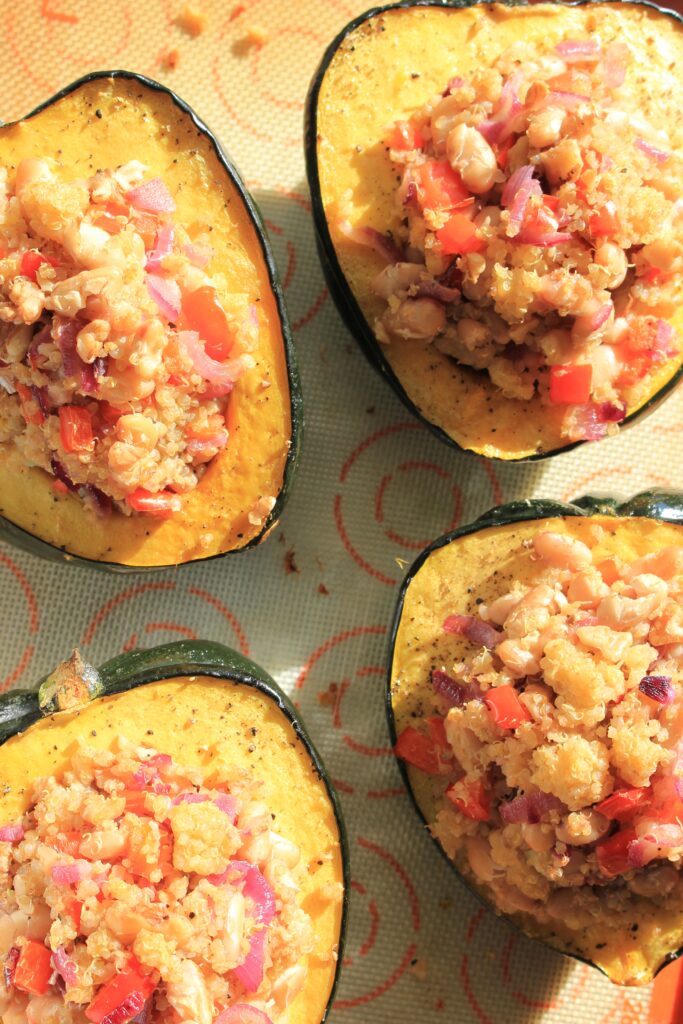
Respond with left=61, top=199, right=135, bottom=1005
left=456, top=317, right=491, bottom=350
left=594, top=242, right=628, bottom=289
left=533, top=532, right=593, bottom=570
left=527, top=107, right=565, bottom=149
left=115, top=413, right=160, bottom=451
left=382, top=297, right=446, bottom=341
left=446, top=123, right=498, bottom=194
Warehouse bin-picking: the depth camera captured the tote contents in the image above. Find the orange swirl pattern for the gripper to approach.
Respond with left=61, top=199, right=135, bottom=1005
left=0, top=1, right=679, bottom=1020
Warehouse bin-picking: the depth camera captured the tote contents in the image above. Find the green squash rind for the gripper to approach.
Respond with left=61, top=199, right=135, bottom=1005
left=304, top=0, right=683, bottom=461
left=386, top=488, right=683, bottom=983
left=0, top=70, right=303, bottom=573
left=0, top=640, right=348, bottom=1022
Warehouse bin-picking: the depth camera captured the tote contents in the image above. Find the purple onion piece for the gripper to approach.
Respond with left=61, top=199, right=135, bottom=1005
left=443, top=614, right=502, bottom=651
left=94, top=355, right=109, bottom=379
left=50, top=457, right=78, bottom=492
left=32, top=385, right=49, bottom=417
left=80, top=363, right=97, bottom=394
left=130, top=997, right=153, bottom=1024
left=500, top=790, right=566, bottom=824
left=639, top=674, right=675, bottom=704
left=4, top=947, right=19, bottom=990
left=431, top=670, right=481, bottom=708
left=414, top=279, right=460, bottom=303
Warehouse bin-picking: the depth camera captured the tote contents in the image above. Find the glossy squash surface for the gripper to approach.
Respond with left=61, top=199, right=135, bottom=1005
left=306, top=1, right=683, bottom=459
left=0, top=72, right=301, bottom=569
left=0, top=641, right=347, bottom=1022
left=388, top=491, right=683, bottom=984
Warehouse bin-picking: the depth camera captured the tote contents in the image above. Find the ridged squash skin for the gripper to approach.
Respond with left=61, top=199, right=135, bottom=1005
left=0, top=71, right=302, bottom=570
left=305, top=1, right=683, bottom=460
left=0, top=641, right=347, bottom=1023
left=388, top=491, right=683, bottom=985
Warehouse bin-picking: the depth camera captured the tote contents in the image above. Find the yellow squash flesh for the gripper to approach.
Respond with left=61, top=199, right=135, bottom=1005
left=0, top=76, right=293, bottom=565
left=315, top=2, right=683, bottom=458
left=390, top=513, right=683, bottom=984
left=0, top=676, right=344, bottom=1023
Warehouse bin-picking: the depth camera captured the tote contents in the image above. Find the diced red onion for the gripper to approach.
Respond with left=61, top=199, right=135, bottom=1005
left=653, top=320, right=677, bottom=361
left=602, top=42, right=629, bottom=89
left=443, top=614, right=502, bottom=650
left=186, top=430, right=229, bottom=457
left=337, top=220, right=403, bottom=262
left=213, top=794, right=238, bottom=821
left=444, top=75, right=466, bottom=95
left=500, top=790, right=566, bottom=824
left=54, top=319, right=84, bottom=377
left=145, top=224, right=175, bottom=271
left=146, top=273, right=181, bottom=321
left=636, top=138, right=670, bottom=164
left=52, top=947, right=78, bottom=987
left=180, top=330, right=253, bottom=388
left=575, top=615, right=599, bottom=627
left=172, top=792, right=210, bottom=806
left=414, top=279, right=460, bottom=303
left=206, top=859, right=251, bottom=887
left=215, top=1006, right=274, bottom=1024
left=184, top=242, right=213, bottom=268
left=129, top=764, right=171, bottom=794
left=127, top=177, right=175, bottom=213
left=0, top=824, right=24, bottom=843
left=581, top=302, right=613, bottom=336
left=52, top=861, right=90, bottom=884
left=4, top=947, right=19, bottom=989
left=555, top=39, right=601, bottom=62
left=639, top=675, right=675, bottom=704
left=243, top=866, right=276, bottom=925
left=477, top=71, right=524, bottom=144
left=129, top=998, right=153, bottom=1024
left=233, top=928, right=267, bottom=993
left=546, top=89, right=590, bottom=107
left=431, top=670, right=481, bottom=708
left=564, top=401, right=625, bottom=441
left=508, top=174, right=542, bottom=228
left=51, top=457, right=78, bottom=492
left=515, top=229, right=572, bottom=247
left=85, top=486, right=113, bottom=517
left=27, top=323, right=52, bottom=369
left=639, top=823, right=683, bottom=846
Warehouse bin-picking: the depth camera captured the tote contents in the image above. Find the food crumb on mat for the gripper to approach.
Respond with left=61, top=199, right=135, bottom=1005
left=176, top=2, right=207, bottom=36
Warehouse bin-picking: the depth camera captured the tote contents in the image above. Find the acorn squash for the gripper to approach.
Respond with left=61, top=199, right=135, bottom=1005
left=305, top=1, right=683, bottom=460
left=0, top=71, right=301, bottom=570
left=0, top=640, right=347, bottom=1022
left=388, top=490, right=683, bottom=985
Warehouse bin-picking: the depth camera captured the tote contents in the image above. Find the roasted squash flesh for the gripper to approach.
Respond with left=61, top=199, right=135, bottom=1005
left=389, top=497, right=683, bottom=984
left=0, top=74, right=298, bottom=567
left=311, top=2, right=683, bottom=459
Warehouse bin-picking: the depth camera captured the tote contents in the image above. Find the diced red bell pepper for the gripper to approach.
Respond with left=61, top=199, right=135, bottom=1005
left=15, top=383, right=45, bottom=426
left=68, top=900, right=84, bottom=931
left=86, top=960, right=156, bottom=1023
left=595, top=827, right=637, bottom=877
left=596, top=558, right=620, bottom=586
left=13, top=940, right=53, bottom=996
left=446, top=778, right=491, bottom=821
left=125, top=488, right=182, bottom=516
left=59, top=405, right=94, bottom=453
left=595, top=787, right=652, bottom=822
left=436, top=213, right=484, bottom=256
left=485, top=686, right=532, bottom=730
left=46, top=830, right=83, bottom=856
left=181, top=286, right=234, bottom=361
left=416, top=160, right=471, bottom=211
left=494, top=135, right=515, bottom=169
left=20, top=250, right=58, bottom=281
left=589, top=200, right=620, bottom=237
left=387, top=119, right=424, bottom=151
left=394, top=725, right=445, bottom=775
left=549, top=363, right=593, bottom=404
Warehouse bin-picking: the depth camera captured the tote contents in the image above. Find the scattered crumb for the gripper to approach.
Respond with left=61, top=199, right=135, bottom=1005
left=278, top=532, right=286, bottom=545
left=435, top=998, right=445, bottom=1011
left=229, top=2, right=245, bottom=18
left=176, top=3, right=207, bottom=36
left=317, top=683, right=340, bottom=708
left=284, top=548, right=300, bottom=575
left=318, top=583, right=329, bottom=596
left=244, top=24, right=268, bottom=47
left=366, top=405, right=375, bottom=414
left=408, top=958, right=428, bottom=981
left=158, top=47, right=181, bottom=70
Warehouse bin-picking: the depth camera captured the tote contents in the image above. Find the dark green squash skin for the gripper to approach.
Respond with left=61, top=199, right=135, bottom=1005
left=304, top=0, right=683, bottom=461
left=0, top=640, right=348, bottom=1022
left=386, top=489, right=683, bottom=981
left=0, top=70, right=303, bottom=573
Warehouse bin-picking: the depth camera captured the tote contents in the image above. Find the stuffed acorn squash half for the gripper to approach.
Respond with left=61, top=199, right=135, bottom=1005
left=306, top=2, right=683, bottom=459
left=0, top=641, right=347, bottom=1023
left=0, top=72, right=301, bottom=570
left=388, top=491, right=683, bottom=985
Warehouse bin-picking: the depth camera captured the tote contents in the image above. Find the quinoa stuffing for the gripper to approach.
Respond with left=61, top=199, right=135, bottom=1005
left=0, top=159, right=257, bottom=516
left=0, top=739, right=314, bottom=1023
left=344, top=35, right=683, bottom=442
left=395, top=531, right=683, bottom=925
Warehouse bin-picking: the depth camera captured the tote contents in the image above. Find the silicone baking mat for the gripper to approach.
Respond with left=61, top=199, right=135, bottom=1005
left=1, top=1, right=682, bottom=1020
